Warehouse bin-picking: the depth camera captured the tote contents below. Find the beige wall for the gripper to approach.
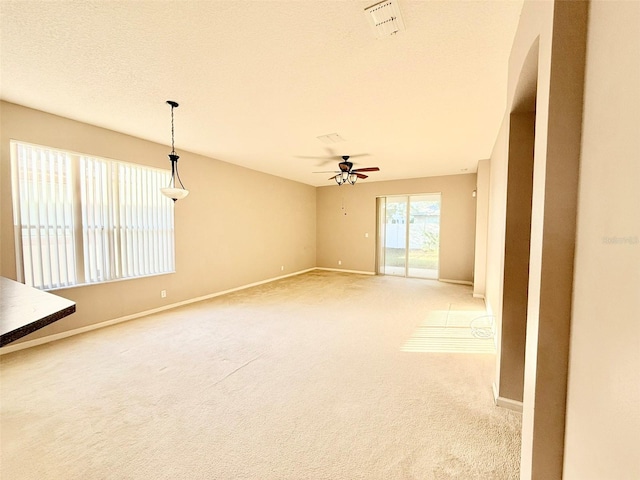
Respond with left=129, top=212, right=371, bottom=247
left=524, top=2, right=588, bottom=477
left=486, top=0, right=588, bottom=478
left=486, top=118, right=508, bottom=408
left=316, top=174, right=477, bottom=282
left=0, top=101, right=316, bottom=342
left=486, top=119, right=508, bottom=320
left=499, top=112, right=535, bottom=404
left=486, top=0, right=638, bottom=477
left=472, top=159, right=490, bottom=297
left=563, top=1, right=640, bottom=478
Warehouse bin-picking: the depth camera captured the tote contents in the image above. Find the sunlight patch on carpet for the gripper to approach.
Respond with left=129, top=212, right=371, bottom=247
left=401, top=306, right=496, bottom=354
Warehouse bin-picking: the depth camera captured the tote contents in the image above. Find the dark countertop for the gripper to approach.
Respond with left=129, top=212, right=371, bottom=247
left=0, top=277, right=76, bottom=347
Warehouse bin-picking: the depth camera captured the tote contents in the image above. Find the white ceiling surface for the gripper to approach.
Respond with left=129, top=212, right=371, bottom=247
left=0, top=1, right=523, bottom=187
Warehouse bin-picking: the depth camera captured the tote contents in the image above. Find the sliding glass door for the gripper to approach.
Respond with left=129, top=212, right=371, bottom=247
left=381, top=196, right=407, bottom=276
left=377, top=194, right=441, bottom=279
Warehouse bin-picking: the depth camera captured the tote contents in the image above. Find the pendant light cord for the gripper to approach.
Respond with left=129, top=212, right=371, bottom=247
left=171, top=105, right=186, bottom=188
left=170, top=103, right=176, bottom=155
left=167, top=100, right=185, bottom=190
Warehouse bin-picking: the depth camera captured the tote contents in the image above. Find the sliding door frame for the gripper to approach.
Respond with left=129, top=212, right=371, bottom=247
left=376, top=193, right=442, bottom=279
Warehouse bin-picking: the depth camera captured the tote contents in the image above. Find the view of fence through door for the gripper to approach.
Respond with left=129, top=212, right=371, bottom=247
left=377, top=194, right=441, bottom=279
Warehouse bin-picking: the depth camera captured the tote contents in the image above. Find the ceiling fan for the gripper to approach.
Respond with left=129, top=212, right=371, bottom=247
left=296, top=148, right=370, bottom=167
left=314, top=155, right=380, bottom=185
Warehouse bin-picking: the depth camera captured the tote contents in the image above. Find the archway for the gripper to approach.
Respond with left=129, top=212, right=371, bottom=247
left=494, top=38, right=538, bottom=407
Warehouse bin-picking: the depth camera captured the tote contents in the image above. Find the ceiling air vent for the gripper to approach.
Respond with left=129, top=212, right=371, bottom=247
left=317, top=133, right=345, bottom=144
left=365, top=0, right=405, bottom=39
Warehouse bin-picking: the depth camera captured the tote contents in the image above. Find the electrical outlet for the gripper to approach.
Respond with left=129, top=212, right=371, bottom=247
left=281, top=265, right=284, bottom=271
left=338, top=260, right=342, bottom=266
left=161, top=290, right=167, bottom=298
left=365, top=233, right=369, bottom=238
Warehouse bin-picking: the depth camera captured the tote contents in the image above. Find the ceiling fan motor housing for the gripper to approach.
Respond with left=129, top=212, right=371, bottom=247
left=339, top=161, right=353, bottom=172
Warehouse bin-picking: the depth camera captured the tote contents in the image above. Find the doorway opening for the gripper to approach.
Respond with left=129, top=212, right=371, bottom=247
left=376, top=194, right=441, bottom=279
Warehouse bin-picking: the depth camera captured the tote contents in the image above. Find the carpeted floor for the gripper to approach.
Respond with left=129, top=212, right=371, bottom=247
left=0, top=271, right=521, bottom=479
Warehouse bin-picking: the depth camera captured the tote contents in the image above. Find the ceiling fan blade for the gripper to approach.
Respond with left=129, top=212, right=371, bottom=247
left=318, top=159, right=337, bottom=167
left=313, top=171, right=339, bottom=174
left=352, top=167, right=380, bottom=172
left=355, top=173, right=369, bottom=179
left=328, top=175, right=339, bottom=180
left=297, top=156, right=336, bottom=168
left=346, top=153, right=370, bottom=159
left=324, top=147, right=338, bottom=157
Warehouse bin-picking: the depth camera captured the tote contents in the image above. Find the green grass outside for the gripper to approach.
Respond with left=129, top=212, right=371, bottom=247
left=384, top=248, right=439, bottom=269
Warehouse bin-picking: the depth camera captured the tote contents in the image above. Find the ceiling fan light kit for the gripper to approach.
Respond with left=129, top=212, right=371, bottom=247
left=325, top=156, right=380, bottom=186
left=335, top=170, right=359, bottom=186
left=160, top=100, right=190, bottom=202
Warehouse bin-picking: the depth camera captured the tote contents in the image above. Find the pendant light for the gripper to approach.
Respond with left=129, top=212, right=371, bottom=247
left=160, top=100, right=189, bottom=201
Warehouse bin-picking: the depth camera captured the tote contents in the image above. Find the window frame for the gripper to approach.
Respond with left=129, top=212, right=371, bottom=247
left=10, top=140, right=176, bottom=291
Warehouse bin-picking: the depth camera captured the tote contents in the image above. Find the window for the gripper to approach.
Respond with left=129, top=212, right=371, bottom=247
left=11, top=141, right=175, bottom=290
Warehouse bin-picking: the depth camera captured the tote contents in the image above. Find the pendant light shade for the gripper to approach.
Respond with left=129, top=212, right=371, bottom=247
left=160, top=100, right=189, bottom=202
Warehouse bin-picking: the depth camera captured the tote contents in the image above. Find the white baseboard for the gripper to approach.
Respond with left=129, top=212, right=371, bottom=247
left=473, top=293, right=485, bottom=299
left=0, top=268, right=316, bottom=355
left=315, top=267, right=376, bottom=276
left=438, top=278, right=473, bottom=286
left=492, top=382, right=523, bottom=413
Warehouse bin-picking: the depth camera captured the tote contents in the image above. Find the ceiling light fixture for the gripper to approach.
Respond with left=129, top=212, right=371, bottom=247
left=160, top=100, right=189, bottom=202
left=335, top=167, right=359, bottom=186
left=315, top=156, right=380, bottom=185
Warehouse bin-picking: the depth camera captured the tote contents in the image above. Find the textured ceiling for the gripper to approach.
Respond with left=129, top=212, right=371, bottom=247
left=0, top=0, right=523, bottom=186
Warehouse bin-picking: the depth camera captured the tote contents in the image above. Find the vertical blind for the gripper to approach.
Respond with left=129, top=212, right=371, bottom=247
left=12, top=143, right=77, bottom=289
left=11, top=141, right=175, bottom=290
left=114, top=161, right=174, bottom=279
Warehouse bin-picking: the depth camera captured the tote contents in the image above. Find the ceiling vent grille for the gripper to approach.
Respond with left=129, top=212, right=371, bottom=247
left=317, top=133, right=345, bottom=144
left=365, top=0, right=405, bottom=38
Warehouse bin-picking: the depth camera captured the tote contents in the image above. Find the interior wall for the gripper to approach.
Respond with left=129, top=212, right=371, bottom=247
left=523, top=2, right=587, bottom=477
left=563, top=1, right=640, bottom=478
left=485, top=119, right=508, bottom=323
left=498, top=112, right=535, bottom=404
left=472, top=159, right=490, bottom=298
left=486, top=0, right=589, bottom=478
left=316, top=174, right=477, bottom=282
left=0, top=101, right=317, bottom=343
left=486, top=115, right=511, bottom=404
